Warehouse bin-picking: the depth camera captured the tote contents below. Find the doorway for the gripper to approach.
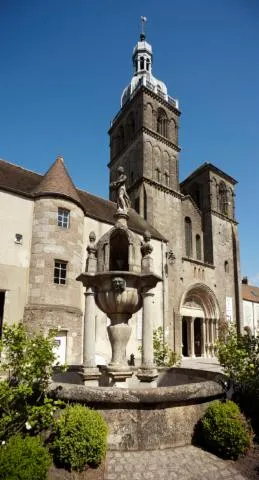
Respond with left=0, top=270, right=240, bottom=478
left=182, top=317, right=188, bottom=356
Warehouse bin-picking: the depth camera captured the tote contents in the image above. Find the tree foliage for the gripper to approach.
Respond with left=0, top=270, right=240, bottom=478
left=153, top=327, right=181, bottom=367
left=0, top=323, right=63, bottom=441
left=216, top=323, right=259, bottom=436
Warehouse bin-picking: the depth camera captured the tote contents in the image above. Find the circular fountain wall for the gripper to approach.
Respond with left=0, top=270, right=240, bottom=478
left=49, top=368, right=226, bottom=451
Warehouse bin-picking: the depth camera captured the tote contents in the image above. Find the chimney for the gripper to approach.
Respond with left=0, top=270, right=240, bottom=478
left=242, top=276, right=248, bottom=285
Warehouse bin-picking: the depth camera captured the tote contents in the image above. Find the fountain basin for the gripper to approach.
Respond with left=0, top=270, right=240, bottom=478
left=49, top=368, right=226, bottom=451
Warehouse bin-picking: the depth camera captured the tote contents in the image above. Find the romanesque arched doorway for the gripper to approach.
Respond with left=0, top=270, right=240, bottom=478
left=180, top=283, right=220, bottom=358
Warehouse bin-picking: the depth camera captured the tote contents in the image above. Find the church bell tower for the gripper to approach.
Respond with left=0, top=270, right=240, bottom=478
left=108, top=20, right=181, bottom=235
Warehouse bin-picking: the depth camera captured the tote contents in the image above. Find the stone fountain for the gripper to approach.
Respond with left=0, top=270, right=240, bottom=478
left=50, top=167, right=227, bottom=451
left=77, top=166, right=161, bottom=386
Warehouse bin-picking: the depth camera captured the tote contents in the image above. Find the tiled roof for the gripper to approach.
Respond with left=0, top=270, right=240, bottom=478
left=32, top=156, right=82, bottom=205
left=0, top=158, right=166, bottom=242
left=242, top=284, right=259, bottom=303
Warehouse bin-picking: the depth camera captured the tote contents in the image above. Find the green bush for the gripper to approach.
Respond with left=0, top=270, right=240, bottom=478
left=50, top=404, right=108, bottom=471
left=200, top=400, right=252, bottom=459
left=0, top=434, right=51, bottom=480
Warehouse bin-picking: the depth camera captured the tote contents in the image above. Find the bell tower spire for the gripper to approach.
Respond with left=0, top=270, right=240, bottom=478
left=108, top=23, right=181, bottom=236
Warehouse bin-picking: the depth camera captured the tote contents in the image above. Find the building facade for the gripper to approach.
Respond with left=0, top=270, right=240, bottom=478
left=0, top=32, right=243, bottom=364
left=242, top=277, right=259, bottom=336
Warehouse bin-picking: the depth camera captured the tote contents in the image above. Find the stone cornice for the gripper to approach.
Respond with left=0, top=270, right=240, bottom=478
left=182, top=256, right=215, bottom=269
left=128, top=176, right=182, bottom=199
left=25, top=304, right=82, bottom=315
left=143, top=86, right=181, bottom=116
left=209, top=209, right=238, bottom=225
left=142, top=126, right=180, bottom=152
left=109, top=85, right=181, bottom=132
left=108, top=126, right=180, bottom=168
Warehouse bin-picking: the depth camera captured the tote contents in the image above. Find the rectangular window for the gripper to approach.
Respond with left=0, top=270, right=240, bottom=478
left=54, top=260, right=67, bottom=285
left=57, top=208, right=70, bottom=228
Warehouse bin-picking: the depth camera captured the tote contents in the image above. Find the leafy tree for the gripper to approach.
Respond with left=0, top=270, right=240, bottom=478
left=153, top=327, right=181, bottom=367
left=217, top=323, right=259, bottom=436
left=0, top=323, right=63, bottom=441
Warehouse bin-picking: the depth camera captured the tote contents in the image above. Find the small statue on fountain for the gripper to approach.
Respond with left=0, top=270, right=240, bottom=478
left=110, top=166, right=131, bottom=214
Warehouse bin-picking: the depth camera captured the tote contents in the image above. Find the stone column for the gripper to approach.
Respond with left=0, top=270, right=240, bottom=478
left=205, top=318, right=210, bottom=357
left=201, top=318, right=206, bottom=357
left=188, top=317, right=195, bottom=358
left=210, top=318, right=215, bottom=356
left=81, top=288, right=100, bottom=385
left=81, top=232, right=100, bottom=385
left=137, top=289, right=158, bottom=383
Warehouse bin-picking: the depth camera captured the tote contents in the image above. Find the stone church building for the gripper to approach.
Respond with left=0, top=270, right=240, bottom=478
left=0, top=32, right=242, bottom=365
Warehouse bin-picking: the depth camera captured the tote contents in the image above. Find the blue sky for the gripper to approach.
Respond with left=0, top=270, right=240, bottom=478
left=0, top=0, right=259, bottom=282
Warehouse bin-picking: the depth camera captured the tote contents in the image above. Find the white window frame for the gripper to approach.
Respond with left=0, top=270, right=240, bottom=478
left=54, top=260, right=67, bottom=285
left=57, top=208, right=70, bottom=228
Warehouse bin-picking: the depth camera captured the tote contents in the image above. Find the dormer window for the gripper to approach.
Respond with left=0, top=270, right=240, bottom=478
left=58, top=208, right=70, bottom=228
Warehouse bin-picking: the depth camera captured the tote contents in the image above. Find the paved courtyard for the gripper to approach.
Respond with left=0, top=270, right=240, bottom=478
left=104, top=445, right=248, bottom=480
left=180, top=356, right=222, bottom=373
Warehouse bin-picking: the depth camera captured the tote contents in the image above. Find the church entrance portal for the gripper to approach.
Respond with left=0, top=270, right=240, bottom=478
left=180, top=283, right=220, bottom=358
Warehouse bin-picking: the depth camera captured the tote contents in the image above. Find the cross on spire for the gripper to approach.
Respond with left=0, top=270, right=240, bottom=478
left=140, top=16, right=147, bottom=40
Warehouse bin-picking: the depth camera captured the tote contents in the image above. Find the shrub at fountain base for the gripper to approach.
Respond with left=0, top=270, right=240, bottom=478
left=200, top=400, right=252, bottom=459
left=0, top=434, right=51, bottom=480
left=50, top=404, right=108, bottom=472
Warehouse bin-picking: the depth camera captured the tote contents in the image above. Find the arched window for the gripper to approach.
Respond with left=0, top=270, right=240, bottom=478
left=146, top=58, right=150, bottom=71
left=164, top=172, right=169, bottom=186
left=140, top=56, right=145, bottom=70
left=157, top=108, right=168, bottom=138
left=224, top=260, right=229, bottom=273
left=218, top=181, right=228, bottom=216
left=109, top=230, right=129, bottom=271
left=155, top=168, right=161, bottom=182
left=185, top=217, right=192, bottom=257
left=126, top=112, right=135, bottom=141
left=196, top=234, right=201, bottom=260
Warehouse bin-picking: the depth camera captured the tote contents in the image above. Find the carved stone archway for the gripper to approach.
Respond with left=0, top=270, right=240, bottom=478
left=179, top=283, right=220, bottom=358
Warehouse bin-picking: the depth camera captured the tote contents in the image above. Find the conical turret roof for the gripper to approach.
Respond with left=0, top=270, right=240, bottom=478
left=33, top=156, right=82, bottom=206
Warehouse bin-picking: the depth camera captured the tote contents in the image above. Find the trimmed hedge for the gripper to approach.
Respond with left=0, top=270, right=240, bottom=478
left=50, top=404, right=108, bottom=471
left=0, top=434, right=51, bottom=480
left=199, top=400, right=252, bottom=459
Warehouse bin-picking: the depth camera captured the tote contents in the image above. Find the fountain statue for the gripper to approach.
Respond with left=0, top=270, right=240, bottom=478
left=77, top=166, right=161, bottom=386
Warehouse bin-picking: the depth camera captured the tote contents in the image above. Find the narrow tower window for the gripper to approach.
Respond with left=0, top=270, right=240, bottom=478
left=218, top=181, right=228, bottom=216
left=185, top=217, right=192, bottom=257
left=140, top=56, right=145, bottom=70
left=196, top=234, right=201, bottom=260
left=157, top=108, right=168, bottom=138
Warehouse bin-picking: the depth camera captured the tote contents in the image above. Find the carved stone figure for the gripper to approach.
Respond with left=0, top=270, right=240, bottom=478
left=112, top=277, right=126, bottom=293
left=110, top=166, right=131, bottom=214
